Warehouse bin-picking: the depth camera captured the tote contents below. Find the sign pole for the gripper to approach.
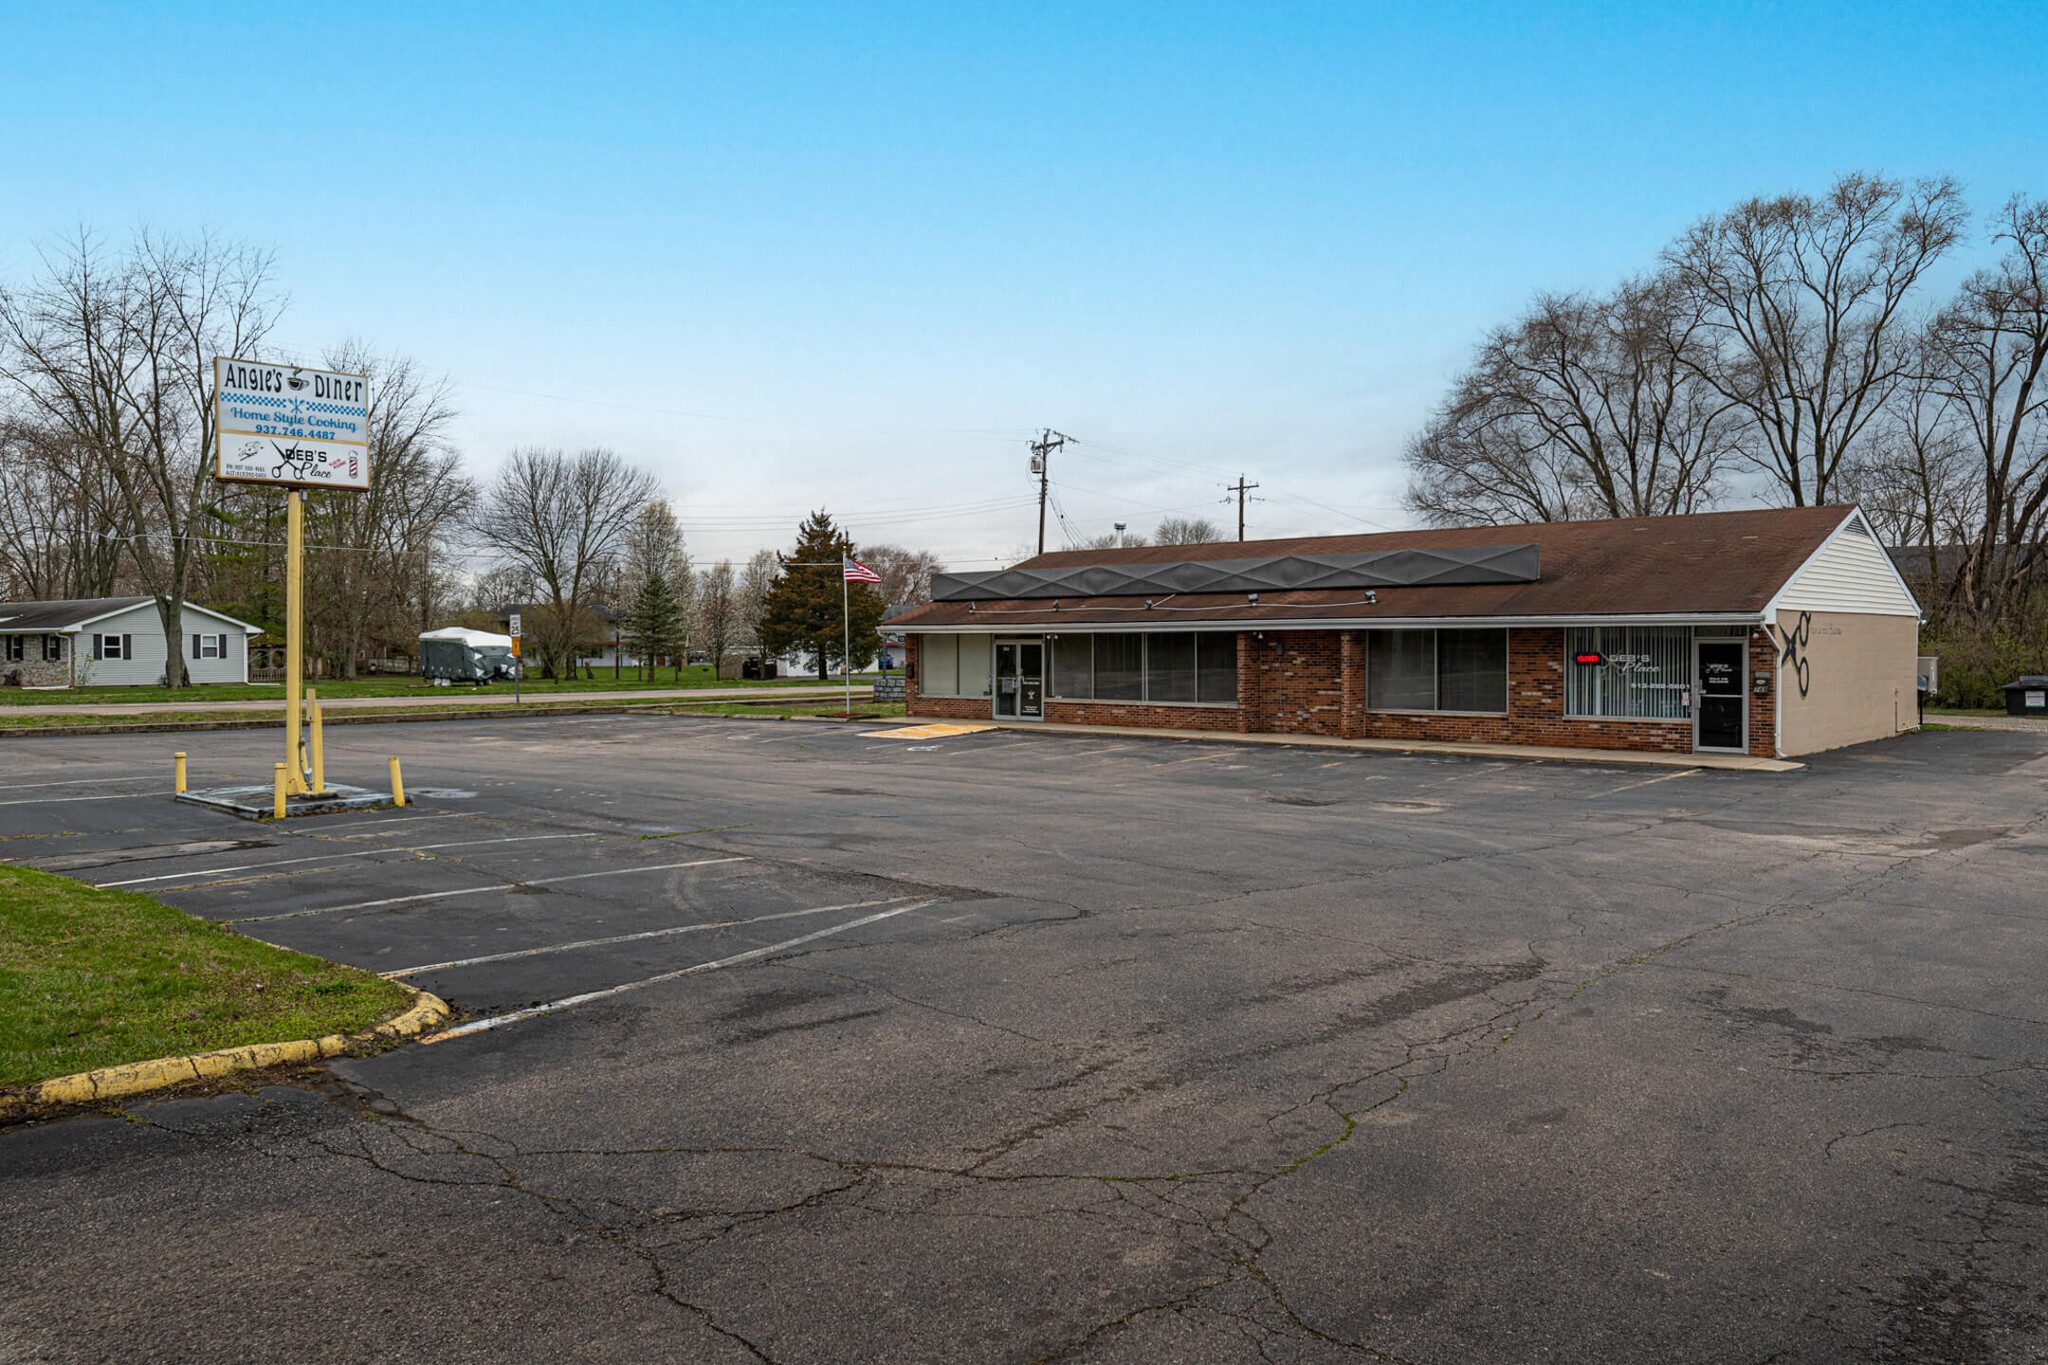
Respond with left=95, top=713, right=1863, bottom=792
left=509, top=612, right=522, bottom=705
left=285, top=489, right=306, bottom=794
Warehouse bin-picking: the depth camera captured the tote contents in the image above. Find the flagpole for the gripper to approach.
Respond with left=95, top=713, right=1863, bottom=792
left=842, top=570, right=851, bottom=715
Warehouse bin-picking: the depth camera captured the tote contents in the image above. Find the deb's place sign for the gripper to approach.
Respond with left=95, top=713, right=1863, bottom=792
left=214, top=358, right=371, bottom=489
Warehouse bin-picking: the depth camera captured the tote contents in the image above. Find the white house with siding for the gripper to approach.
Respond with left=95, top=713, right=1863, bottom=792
left=0, top=598, right=262, bottom=688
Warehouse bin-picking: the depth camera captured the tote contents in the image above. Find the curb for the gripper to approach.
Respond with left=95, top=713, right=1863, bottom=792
left=0, top=985, right=450, bottom=1119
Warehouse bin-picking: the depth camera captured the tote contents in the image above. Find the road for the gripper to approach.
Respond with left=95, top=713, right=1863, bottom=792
left=0, top=683, right=863, bottom=717
left=2, top=716, right=2045, bottom=1362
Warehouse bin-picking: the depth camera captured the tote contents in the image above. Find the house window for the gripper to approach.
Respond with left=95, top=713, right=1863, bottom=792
left=2, top=637, right=20, bottom=662
left=42, top=635, right=63, bottom=661
left=1565, top=626, right=1691, bottom=719
left=1048, top=633, right=1238, bottom=705
left=1367, top=629, right=1508, bottom=713
left=94, top=633, right=128, bottom=661
left=193, top=633, right=227, bottom=659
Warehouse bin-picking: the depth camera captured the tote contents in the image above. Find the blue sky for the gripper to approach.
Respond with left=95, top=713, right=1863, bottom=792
left=3, top=2, right=2043, bottom=566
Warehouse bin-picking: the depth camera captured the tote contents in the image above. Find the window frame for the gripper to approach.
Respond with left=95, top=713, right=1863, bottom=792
left=1365, top=628, right=1509, bottom=716
left=1045, top=632, right=1239, bottom=707
left=1563, top=625, right=1695, bottom=722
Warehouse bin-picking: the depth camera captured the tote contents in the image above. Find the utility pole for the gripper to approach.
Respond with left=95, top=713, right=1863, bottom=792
left=1225, top=475, right=1260, bottom=541
left=1030, top=429, right=1069, bottom=555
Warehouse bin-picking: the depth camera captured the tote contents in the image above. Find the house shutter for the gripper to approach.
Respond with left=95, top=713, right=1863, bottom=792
left=90, top=634, right=101, bottom=660
left=193, top=634, right=202, bottom=658
left=217, top=634, right=229, bottom=658
left=122, top=634, right=132, bottom=660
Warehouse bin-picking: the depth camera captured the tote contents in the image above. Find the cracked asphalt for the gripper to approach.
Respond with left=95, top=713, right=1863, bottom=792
left=3, top=715, right=2046, bottom=1363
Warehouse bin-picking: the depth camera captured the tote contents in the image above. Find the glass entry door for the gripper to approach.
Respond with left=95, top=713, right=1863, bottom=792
left=1695, top=639, right=1746, bottom=752
left=993, top=640, right=1044, bottom=720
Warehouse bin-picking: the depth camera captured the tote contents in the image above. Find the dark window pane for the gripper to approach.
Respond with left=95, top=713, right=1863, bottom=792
left=1146, top=633, right=1196, bottom=702
left=1096, top=634, right=1143, bottom=700
left=1051, top=635, right=1092, bottom=698
left=1197, top=633, right=1237, bottom=703
left=1437, top=629, right=1507, bottom=712
left=1368, top=631, right=1434, bottom=709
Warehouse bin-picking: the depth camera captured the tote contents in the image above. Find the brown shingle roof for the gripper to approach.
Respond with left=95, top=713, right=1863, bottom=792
left=890, top=506, right=1857, bottom=630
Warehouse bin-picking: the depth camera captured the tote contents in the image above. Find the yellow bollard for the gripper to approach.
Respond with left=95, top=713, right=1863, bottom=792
left=174, top=752, right=187, bottom=794
left=310, top=699, right=325, bottom=794
left=388, top=756, right=406, bottom=807
left=273, top=763, right=287, bottom=819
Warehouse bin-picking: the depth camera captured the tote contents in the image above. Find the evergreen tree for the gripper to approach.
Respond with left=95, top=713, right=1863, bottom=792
left=622, top=567, right=687, bottom=680
left=757, top=510, right=885, bottom=680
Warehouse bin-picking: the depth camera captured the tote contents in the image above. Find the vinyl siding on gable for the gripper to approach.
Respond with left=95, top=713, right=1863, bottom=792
left=1770, top=515, right=1921, bottom=618
left=73, top=604, right=252, bottom=685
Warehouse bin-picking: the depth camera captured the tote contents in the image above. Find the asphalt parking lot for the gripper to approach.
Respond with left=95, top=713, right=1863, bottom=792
left=3, top=714, right=2046, bottom=1363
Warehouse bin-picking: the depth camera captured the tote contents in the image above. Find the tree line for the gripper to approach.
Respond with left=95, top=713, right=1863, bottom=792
left=1405, top=172, right=2048, bottom=646
left=0, top=230, right=948, bottom=687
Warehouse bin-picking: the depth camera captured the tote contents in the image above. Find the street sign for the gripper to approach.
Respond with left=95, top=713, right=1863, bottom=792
left=214, top=358, right=372, bottom=489
left=508, top=613, right=521, bottom=656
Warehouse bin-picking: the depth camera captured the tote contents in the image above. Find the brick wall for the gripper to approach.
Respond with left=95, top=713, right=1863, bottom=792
left=907, top=626, right=1773, bottom=755
left=1, top=638, right=68, bottom=688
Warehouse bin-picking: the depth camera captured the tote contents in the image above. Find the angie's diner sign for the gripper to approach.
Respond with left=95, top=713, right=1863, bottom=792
left=214, top=358, right=372, bottom=490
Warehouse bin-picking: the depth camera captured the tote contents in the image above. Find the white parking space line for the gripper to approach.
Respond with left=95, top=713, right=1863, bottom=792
left=381, top=897, right=916, bottom=977
left=95, top=834, right=601, bottom=888
left=227, top=856, right=750, bottom=923
left=0, top=790, right=170, bottom=806
left=422, top=900, right=935, bottom=1043
left=0, top=776, right=171, bottom=791
left=1589, top=769, right=1702, bottom=797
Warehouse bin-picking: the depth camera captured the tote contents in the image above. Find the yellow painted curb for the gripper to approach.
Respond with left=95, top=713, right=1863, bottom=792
left=0, top=985, right=449, bottom=1119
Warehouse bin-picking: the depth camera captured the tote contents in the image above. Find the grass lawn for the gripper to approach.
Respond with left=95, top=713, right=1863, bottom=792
left=0, top=665, right=866, bottom=706
left=0, top=866, right=414, bottom=1088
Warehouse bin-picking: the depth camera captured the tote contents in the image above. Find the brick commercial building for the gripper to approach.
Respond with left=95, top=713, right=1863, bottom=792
left=888, top=506, right=1922, bottom=760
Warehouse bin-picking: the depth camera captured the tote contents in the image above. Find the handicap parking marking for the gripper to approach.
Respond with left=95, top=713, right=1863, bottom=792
left=422, top=899, right=938, bottom=1043
left=861, top=723, right=998, bottom=739
left=224, top=855, right=751, bottom=924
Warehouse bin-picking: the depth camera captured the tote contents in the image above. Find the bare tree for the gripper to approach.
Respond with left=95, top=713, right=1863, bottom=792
left=736, top=547, right=779, bottom=650
left=1665, top=172, right=1969, bottom=506
left=1406, top=279, right=1733, bottom=525
left=694, top=560, right=740, bottom=669
left=0, top=229, right=279, bottom=684
left=302, top=345, right=471, bottom=676
left=856, top=544, right=944, bottom=605
left=1154, top=515, right=1223, bottom=545
left=620, top=499, right=692, bottom=643
left=0, top=417, right=126, bottom=598
left=469, top=447, right=658, bottom=678
left=1917, top=195, right=2048, bottom=623
left=1078, top=529, right=1150, bottom=550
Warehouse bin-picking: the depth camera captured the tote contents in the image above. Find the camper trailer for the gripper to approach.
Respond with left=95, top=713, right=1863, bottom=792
left=418, top=627, right=521, bottom=685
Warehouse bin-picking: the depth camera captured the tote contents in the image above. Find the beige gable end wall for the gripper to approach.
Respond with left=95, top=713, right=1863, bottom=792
left=1773, top=611, right=1919, bottom=756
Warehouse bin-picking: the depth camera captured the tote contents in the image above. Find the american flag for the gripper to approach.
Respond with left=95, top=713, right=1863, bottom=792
left=842, top=555, right=883, bottom=584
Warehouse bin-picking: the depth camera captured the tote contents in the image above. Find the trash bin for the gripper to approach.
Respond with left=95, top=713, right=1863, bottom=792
left=741, top=657, right=762, bottom=680
left=2002, top=675, right=2048, bottom=716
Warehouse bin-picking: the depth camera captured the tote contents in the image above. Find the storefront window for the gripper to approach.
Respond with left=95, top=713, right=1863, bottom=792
left=1047, top=633, right=1238, bottom=704
left=916, top=634, right=992, bottom=697
left=1438, top=630, right=1508, bottom=712
left=1146, top=634, right=1197, bottom=702
left=1565, top=626, right=1690, bottom=719
left=1196, top=634, right=1237, bottom=703
left=1050, top=635, right=1092, bottom=699
left=1368, top=629, right=1508, bottom=712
